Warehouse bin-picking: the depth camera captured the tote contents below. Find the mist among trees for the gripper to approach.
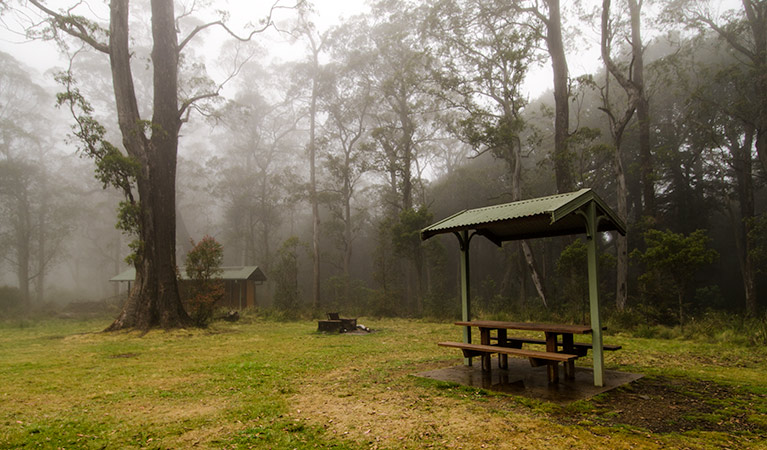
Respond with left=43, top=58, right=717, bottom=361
left=0, top=0, right=765, bottom=330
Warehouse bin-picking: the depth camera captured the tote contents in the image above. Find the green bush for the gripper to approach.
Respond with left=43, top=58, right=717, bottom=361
left=323, top=274, right=369, bottom=316
left=423, top=293, right=460, bottom=320
left=631, top=229, right=718, bottom=326
left=184, top=235, right=225, bottom=328
left=0, top=286, right=23, bottom=317
left=272, top=237, right=302, bottom=317
left=365, top=288, right=402, bottom=318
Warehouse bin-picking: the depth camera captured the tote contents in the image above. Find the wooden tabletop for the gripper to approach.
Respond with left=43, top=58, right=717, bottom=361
left=454, top=320, right=593, bottom=334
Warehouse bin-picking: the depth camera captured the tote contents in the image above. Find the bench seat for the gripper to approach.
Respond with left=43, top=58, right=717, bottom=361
left=438, top=341, right=577, bottom=361
left=494, top=336, right=621, bottom=353
left=438, top=341, right=579, bottom=383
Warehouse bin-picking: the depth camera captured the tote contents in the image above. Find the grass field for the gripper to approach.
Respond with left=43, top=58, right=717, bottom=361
left=1, top=315, right=766, bottom=449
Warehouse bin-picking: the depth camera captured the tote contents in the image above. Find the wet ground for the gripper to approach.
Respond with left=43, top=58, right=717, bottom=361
left=416, top=359, right=642, bottom=404
left=554, top=375, right=767, bottom=435
left=416, top=361, right=767, bottom=437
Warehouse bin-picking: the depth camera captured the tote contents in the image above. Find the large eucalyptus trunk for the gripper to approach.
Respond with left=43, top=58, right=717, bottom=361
left=614, top=151, right=629, bottom=311
left=743, top=1, right=767, bottom=175
left=506, top=113, right=548, bottom=306
left=308, top=38, right=321, bottom=310
left=545, top=0, right=573, bottom=194
left=629, top=0, right=654, bottom=217
left=601, top=0, right=639, bottom=311
left=106, top=0, right=190, bottom=330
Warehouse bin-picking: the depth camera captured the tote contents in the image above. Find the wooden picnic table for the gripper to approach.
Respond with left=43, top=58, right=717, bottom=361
left=440, top=320, right=618, bottom=384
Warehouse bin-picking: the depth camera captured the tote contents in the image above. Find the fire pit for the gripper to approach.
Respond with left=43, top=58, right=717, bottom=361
left=317, top=312, right=357, bottom=333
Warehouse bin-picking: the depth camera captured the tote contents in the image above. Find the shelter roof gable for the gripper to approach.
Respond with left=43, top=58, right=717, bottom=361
left=421, top=188, right=626, bottom=244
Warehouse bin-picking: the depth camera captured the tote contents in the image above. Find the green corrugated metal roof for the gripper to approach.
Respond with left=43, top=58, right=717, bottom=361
left=110, top=266, right=267, bottom=282
left=421, top=188, right=626, bottom=245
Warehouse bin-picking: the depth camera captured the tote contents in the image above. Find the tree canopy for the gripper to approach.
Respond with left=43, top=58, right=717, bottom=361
left=0, top=0, right=764, bottom=325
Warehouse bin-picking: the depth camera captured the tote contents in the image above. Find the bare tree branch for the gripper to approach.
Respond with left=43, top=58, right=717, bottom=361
left=27, top=0, right=110, bottom=53
left=177, top=44, right=253, bottom=121
left=178, top=1, right=304, bottom=52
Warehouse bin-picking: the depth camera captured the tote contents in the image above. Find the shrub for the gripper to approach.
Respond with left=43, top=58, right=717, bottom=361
left=184, top=235, right=225, bottom=327
left=365, top=288, right=402, bottom=318
left=0, top=286, right=23, bottom=317
left=273, top=237, right=302, bottom=317
left=631, top=229, right=718, bottom=326
left=323, top=274, right=369, bottom=316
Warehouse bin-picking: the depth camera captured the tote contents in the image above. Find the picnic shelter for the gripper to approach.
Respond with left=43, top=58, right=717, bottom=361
left=420, top=188, right=626, bottom=387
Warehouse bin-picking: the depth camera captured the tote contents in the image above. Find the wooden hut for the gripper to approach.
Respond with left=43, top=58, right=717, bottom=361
left=110, top=266, right=267, bottom=310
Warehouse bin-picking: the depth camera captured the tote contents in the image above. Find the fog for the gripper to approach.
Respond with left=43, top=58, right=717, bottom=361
left=1, top=0, right=764, bottom=321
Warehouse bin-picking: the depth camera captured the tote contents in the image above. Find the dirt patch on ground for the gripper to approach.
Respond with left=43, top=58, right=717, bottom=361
left=554, top=376, right=767, bottom=435
left=290, top=367, right=597, bottom=449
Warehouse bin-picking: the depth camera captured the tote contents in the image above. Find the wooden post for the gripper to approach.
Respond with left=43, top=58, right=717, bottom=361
left=458, top=230, right=472, bottom=366
left=586, top=201, right=605, bottom=387
left=545, top=331, right=560, bottom=383
left=562, top=333, right=575, bottom=379
left=497, top=328, right=508, bottom=369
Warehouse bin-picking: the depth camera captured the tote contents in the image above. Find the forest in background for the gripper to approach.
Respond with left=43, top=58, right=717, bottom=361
left=1, top=0, right=765, bottom=332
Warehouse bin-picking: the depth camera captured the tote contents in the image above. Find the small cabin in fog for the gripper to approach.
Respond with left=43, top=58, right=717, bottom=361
left=110, top=266, right=267, bottom=310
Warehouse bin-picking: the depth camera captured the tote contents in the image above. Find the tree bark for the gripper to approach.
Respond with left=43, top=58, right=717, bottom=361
left=730, top=125, right=758, bottom=315
left=35, top=188, right=47, bottom=304
left=507, top=112, right=548, bottom=306
left=614, top=154, right=629, bottom=311
left=343, top=165, right=353, bottom=278
left=629, top=0, right=654, bottom=217
left=521, top=240, right=548, bottom=307
left=601, top=0, right=638, bottom=311
left=16, top=190, right=31, bottom=306
left=310, top=56, right=321, bottom=311
left=743, top=0, right=767, bottom=175
left=692, top=1, right=767, bottom=176
left=545, top=0, right=574, bottom=194
left=106, top=0, right=190, bottom=330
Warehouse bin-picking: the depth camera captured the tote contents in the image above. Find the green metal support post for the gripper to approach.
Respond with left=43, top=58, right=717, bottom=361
left=586, top=202, right=605, bottom=387
left=459, top=230, right=472, bottom=366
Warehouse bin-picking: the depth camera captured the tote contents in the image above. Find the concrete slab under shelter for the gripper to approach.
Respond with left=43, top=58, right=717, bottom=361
left=415, top=359, right=642, bottom=404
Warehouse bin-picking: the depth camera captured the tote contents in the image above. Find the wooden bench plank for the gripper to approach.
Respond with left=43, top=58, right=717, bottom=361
left=437, top=341, right=577, bottom=362
left=438, top=341, right=579, bottom=383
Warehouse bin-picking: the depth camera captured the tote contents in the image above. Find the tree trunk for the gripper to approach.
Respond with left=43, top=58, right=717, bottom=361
left=343, top=177, right=353, bottom=278
left=310, top=72, right=321, bottom=311
left=545, top=0, right=573, bottom=194
left=517, top=243, right=527, bottom=306
left=35, top=192, right=46, bottom=304
left=113, top=232, right=121, bottom=297
left=730, top=125, right=758, bottom=315
left=601, top=0, right=638, bottom=311
left=615, top=153, right=629, bottom=311
left=106, top=0, right=190, bottom=331
left=743, top=0, right=767, bottom=175
left=17, top=222, right=30, bottom=307
left=629, top=0, right=654, bottom=217
left=16, top=185, right=31, bottom=306
left=507, top=114, right=548, bottom=307
left=397, top=91, right=415, bottom=212
left=521, top=240, right=548, bottom=307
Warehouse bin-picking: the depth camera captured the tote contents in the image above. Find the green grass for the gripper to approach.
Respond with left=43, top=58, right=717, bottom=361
left=1, top=315, right=765, bottom=449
